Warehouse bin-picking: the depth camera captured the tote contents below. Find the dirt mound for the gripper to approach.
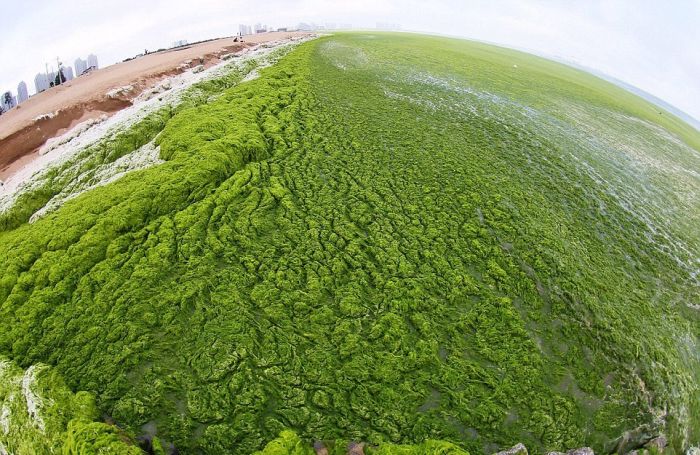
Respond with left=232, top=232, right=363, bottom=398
left=0, top=98, right=131, bottom=178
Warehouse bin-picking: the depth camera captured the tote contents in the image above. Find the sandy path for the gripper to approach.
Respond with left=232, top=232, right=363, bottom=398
left=0, top=31, right=309, bottom=181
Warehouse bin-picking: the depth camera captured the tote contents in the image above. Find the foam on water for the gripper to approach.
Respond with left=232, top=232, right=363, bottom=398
left=21, top=366, right=44, bottom=432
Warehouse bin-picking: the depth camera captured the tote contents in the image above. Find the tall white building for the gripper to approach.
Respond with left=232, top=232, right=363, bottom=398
left=87, top=54, right=98, bottom=70
left=75, top=58, right=87, bottom=76
left=17, top=81, right=29, bottom=103
left=238, top=24, right=252, bottom=35
left=63, top=66, right=74, bottom=81
left=34, top=72, right=49, bottom=93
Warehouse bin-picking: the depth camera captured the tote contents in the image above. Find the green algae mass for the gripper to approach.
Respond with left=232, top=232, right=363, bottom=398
left=0, top=357, right=140, bottom=454
left=0, top=33, right=699, bottom=454
left=253, top=430, right=470, bottom=454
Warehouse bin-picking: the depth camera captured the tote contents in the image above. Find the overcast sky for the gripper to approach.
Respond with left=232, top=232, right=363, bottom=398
left=2, top=0, right=699, bottom=121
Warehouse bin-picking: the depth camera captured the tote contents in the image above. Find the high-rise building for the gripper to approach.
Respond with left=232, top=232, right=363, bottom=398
left=75, top=58, right=87, bottom=76
left=63, top=66, right=74, bottom=81
left=239, top=24, right=252, bottom=35
left=17, top=81, right=29, bottom=103
left=34, top=72, right=49, bottom=93
left=87, top=54, right=98, bottom=70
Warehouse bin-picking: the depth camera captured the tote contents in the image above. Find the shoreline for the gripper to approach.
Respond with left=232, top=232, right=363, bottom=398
left=0, top=31, right=310, bottom=182
left=0, top=34, right=314, bottom=214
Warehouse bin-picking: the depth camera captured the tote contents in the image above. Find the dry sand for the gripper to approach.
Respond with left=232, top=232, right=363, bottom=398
left=0, top=31, right=309, bottom=181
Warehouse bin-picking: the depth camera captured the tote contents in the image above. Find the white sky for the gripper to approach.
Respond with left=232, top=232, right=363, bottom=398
left=2, top=0, right=699, bottom=120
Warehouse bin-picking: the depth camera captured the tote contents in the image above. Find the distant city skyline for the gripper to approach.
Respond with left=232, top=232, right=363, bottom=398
left=0, top=51, right=103, bottom=110
left=25, top=54, right=98, bottom=100
left=1, top=1, right=698, bottom=122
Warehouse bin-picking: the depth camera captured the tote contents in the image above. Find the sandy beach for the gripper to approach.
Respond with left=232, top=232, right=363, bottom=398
left=0, top=31, right=309, bottom=181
